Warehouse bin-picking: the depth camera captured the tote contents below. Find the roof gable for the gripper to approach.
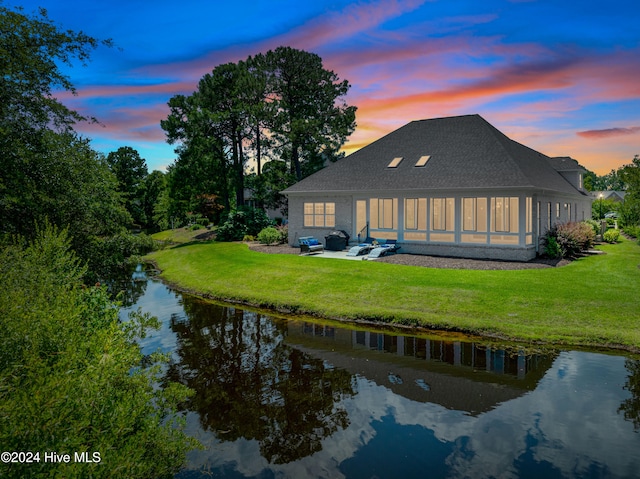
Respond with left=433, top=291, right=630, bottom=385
left=284, top=114, right=583, bottom=196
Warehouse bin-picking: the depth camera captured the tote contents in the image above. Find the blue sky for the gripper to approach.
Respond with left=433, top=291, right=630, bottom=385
left=7, top=0, right=640, bottom=174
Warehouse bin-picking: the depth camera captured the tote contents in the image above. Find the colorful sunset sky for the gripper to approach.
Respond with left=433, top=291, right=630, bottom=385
left=9, top=0, right=640, bottom=174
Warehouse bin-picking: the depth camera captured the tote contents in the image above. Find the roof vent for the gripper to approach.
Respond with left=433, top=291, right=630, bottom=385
left=387, top=157, right=403, bottom=168
left=415, top=155, right=430, bottom=167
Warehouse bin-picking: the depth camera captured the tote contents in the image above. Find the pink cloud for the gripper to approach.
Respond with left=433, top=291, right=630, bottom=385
left=75, top=104, right=171, bottom=142
left=577, top=126, right=640, bottom=139
left=56, top=81, right=197, bottom=100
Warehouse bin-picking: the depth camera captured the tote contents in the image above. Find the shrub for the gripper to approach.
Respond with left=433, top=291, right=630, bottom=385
left=276, top=224, right=288, bottom=244
left=543, top=221, right=595, bottom=258
left=0, top=226, right=197, bottom=478
left=584, top=219, right=601, bottom=237
left=624, top=225, right=640, bottom=239
left=242, top=235, right=255, bottom=242
left=215, top=207, right=273, bottom=242
left=82, top=232, right=156, bottom=284
left=544, top=235, right=562, bottom=259
left=603, top=229, right=620, bottom=243
left=257, top=227, right=281, bottom=245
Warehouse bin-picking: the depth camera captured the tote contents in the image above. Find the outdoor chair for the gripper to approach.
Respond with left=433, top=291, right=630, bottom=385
left=299, top=237, right=324, bottom=255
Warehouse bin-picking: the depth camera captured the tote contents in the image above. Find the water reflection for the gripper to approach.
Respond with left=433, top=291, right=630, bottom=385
left=287, top=322, right=556, bottom=416
left=165, top=297, right=354, bottom=464
left=619, top=358, right=640, bottom=431
left=120, top=269, right=640, bottom=479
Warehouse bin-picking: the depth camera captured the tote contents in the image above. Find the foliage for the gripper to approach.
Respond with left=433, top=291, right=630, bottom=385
left=263, top=46, right=357, bottom=181
left=257, top=226, right=281, bottom=245
left=255, top=225, right=287, bottom=245
left=215, top=207, right=273, bottom=242
left=624, top=225, right=640, bottom=239
left=618, top=199, right=640, bottom=229
left=588, top=155, right=640, bottom=228
left=276, top=223, right=288, bottom=244
left=0, top=225, right=197, bottom=478
left=82, top=232, right=156, bottom=285
left=584, top=219, right=601, bottom=237
left=603, top=229, right=620, bottom=243
left=106, top=146, right=149, bottom=226
left=591, top=197, right=618, bottom=220
left=1, top=130, right=131, bottom=244
left=543, top=235, right=562, bottom=259
left=0, top=5, right=112, bottom=135
left=618, top=154, right=640, bottom=227
left=543, top=221, right=595, bottom=258
left=160, top=46, right=356, bottom=218
left=586, top=168, right=627, bottom=192
left=0, top=5, right=162, bottom=284
left=246, top=160, right=296, bottom=215
left=140, top=170, right=167, bottom=231
left=618, top=359, right=640, bottom=431
left=158, top=144, right=229, bottom=227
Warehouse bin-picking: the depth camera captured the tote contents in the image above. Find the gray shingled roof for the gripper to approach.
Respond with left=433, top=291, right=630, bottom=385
left=548, top=156, right=584, bottom=171
left=283, top=114, right=583, bottom=196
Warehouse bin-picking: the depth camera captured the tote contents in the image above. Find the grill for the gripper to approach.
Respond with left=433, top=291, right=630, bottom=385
left=324, top=230, right=350, bottom=251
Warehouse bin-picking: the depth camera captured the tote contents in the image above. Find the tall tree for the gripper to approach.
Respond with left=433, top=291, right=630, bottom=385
left=0, top=5, right=112, bottom=136
left=197, top=62, right=250, bottom=206
left=161, top=46, right=357, bottom=221
left=240, top=54, right=276, bottom=177
left=106, top=146, right=149, bottom=225
left=161, top=92, right=233, bottom=220
left=0, top=4, right=162, bottom=289
left=140, top=170, right=167, bottom=230
left=0, top=5, right=131, bottom=245
left=265, top=46, right=357, bottom=181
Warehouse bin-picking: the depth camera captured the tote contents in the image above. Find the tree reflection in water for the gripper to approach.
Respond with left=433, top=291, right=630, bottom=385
left=164, top=296, right=355, bottom=464
left=619, top=359, right=640, bottom=431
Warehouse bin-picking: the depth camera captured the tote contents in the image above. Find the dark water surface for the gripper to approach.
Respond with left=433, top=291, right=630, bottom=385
left=121, top=266, right=640, bottom=479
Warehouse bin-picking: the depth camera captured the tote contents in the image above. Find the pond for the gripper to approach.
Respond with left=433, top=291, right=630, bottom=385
left=121, top=265, right=640, bottom=479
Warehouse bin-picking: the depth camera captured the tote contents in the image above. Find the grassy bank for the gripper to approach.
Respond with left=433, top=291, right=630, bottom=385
left=147, top=234, right=640, bottom=351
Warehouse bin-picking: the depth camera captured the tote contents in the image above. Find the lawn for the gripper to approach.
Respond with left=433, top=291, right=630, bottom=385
left=147, top=234, right=640, bottom=351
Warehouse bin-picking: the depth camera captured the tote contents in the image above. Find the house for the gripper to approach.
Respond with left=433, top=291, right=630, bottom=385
left=283, top=114, right=592, bottom=261
left=591, top=190, right=626, bottom=203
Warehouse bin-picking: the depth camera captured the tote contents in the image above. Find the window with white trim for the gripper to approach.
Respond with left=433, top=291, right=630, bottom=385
left=491, top=197, right=519, bottom=233
left=405, top=198, right=427, bottom=230
left=431, top=197, right=455, bottom=231
left=462, top=197, right=487, bottom=232
left=303, top=202, right=335, bottom=227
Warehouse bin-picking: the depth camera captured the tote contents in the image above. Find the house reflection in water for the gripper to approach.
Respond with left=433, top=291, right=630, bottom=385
left=288, top=321, right=557, bottom=416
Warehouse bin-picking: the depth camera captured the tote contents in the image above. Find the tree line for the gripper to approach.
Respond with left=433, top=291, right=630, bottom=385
left=584, top=156, right=640, bottom=225
left=159, top=46, right=357, bottom=224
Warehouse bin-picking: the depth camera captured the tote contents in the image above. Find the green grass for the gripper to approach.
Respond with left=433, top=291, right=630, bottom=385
left=151, top=227, right=211, bottom=244
left=146, top=236, right=640, bottom=351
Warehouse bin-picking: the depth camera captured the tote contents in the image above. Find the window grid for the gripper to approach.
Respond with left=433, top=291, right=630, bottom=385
left=303, top=202, right=335, bottom=228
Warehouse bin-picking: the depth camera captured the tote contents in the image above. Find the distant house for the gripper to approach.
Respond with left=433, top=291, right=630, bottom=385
left=591, top=190, right=627, bottom=203
left=283, top=114, right=592, bottom=261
